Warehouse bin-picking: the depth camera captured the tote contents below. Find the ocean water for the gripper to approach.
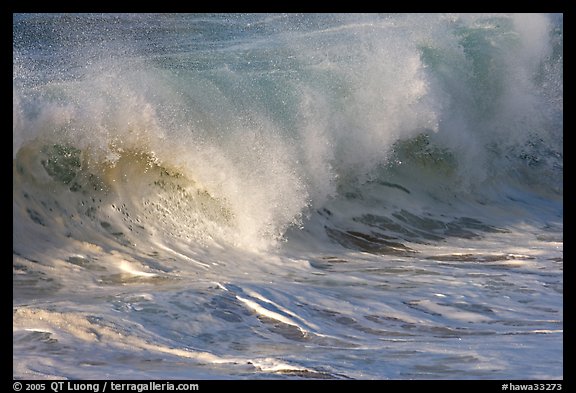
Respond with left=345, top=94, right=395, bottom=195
left=13, top=13, right=562, bottom=380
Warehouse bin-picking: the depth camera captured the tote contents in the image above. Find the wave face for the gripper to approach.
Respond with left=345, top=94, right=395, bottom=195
left=13, top=13, right=562, bottom=380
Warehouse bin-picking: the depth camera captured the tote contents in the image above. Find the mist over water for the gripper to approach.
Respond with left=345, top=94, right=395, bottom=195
left=13, top=13, right=562, bottom=379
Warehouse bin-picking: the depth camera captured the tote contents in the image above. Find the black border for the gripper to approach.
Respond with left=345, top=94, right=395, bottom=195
left=9, top=4, right=569, bottom=390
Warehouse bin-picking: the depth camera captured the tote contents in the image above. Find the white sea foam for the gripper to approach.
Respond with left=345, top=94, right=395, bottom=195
left=13, top=13, right=562, bottom=380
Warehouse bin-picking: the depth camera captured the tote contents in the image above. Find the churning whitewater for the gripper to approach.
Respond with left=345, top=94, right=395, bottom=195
left=13, top=13, right=562, bottom=379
